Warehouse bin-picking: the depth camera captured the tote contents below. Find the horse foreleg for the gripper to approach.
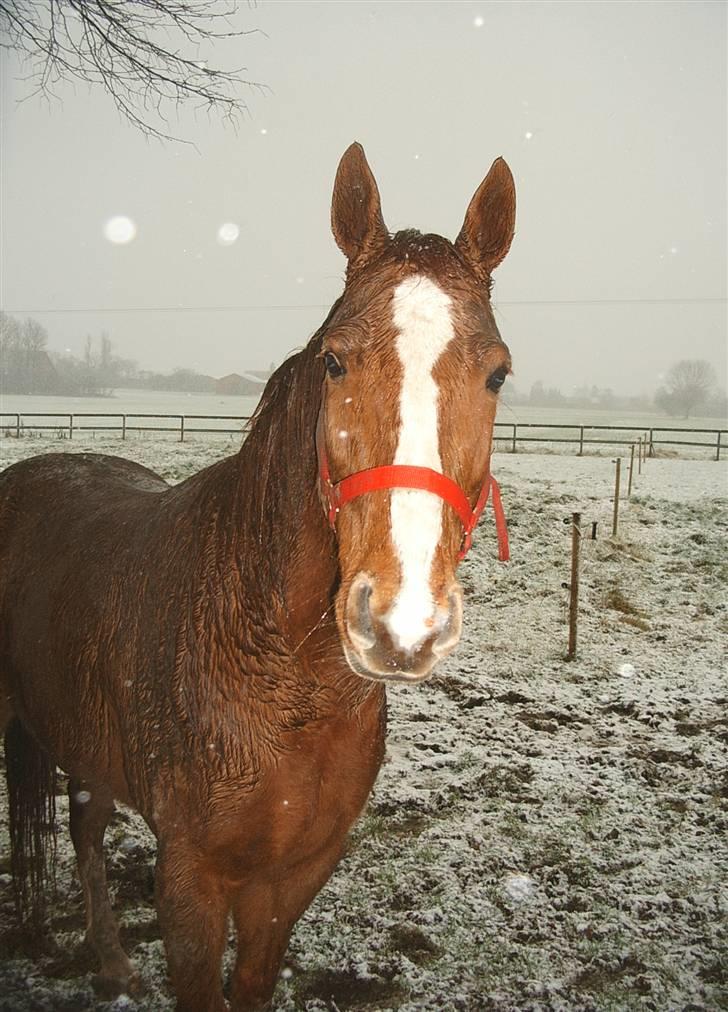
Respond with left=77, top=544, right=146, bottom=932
left=154, top=841, right=230, bottom=1012
left=68, top=779, right=140, bottom=997
left=229, top=883, right=289, bottom=1011
left=229, top=850, right=344, bottom=1011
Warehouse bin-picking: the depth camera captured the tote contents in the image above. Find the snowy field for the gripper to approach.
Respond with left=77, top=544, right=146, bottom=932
left=0, top=435, right=726, bottom=1011
left=2, top=390, right=725, bottom=467
left=2, top=387, right=727, bottom=428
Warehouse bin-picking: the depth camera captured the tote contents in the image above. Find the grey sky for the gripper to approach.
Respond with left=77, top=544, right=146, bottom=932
left=1, top=1, right=726, bottom=397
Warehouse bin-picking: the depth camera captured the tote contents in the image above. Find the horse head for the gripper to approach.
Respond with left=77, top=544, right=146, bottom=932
left=319, top=143, right=516, bottom=683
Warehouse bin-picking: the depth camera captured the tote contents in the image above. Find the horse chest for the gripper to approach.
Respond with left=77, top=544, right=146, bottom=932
left=203, top=698, right=386, bottom=878
left=278, top=719, right=383, bottom=850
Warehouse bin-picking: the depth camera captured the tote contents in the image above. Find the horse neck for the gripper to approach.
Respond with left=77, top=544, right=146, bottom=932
left=234, top=343, right=345, bottom=678
left=207, top=324, right=380, bottom=718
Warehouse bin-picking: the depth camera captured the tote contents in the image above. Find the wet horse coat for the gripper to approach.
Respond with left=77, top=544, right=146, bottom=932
left=0, top=143, right=515, bottom=1010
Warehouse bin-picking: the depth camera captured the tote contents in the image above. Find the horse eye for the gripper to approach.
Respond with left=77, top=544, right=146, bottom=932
left=487, top=367, right=508, bottom=393
left=324, top=352, right=346, bottom=380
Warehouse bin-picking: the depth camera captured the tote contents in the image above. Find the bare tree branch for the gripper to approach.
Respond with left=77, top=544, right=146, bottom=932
left=655, top=359, right=717, bottom=419
left=0, top=1, right=265, bottom=142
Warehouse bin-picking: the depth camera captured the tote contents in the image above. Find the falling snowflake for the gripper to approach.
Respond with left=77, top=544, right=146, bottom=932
left=217, top=223, right=240, bottom=246
left=503, top=873, right=536, bottom=902
left=104, top=216, right=137, bottom=244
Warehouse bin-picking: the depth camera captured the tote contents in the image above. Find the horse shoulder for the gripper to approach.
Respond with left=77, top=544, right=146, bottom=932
left=155, top=679, right=386, bottom=880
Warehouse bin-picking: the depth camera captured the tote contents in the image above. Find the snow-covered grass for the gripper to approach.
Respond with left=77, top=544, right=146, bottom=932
left=2, top=389, right=726, bottom=462
left=2, top=388, right=726, bottom=433
left=1, top=436, right=726, bottom=1011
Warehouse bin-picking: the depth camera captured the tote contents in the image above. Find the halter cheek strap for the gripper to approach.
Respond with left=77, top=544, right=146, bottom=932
left=316, top=404, right=509, bottom=563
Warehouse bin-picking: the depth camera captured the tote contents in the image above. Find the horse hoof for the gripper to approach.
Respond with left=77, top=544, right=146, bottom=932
left=91, top=970, right=146, bottom=999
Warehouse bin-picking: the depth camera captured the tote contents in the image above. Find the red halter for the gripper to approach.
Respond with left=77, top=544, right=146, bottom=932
left=316, top=403, right=509, bottom=563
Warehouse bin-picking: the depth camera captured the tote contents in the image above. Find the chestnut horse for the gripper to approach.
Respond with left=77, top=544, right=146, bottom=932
left=0, top=143, right=515, bottom=1010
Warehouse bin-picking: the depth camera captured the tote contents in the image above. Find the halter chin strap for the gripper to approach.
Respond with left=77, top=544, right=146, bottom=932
left=316, top=402, right=509, bottom=563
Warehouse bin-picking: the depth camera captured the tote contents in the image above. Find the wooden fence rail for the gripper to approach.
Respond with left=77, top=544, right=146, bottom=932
left=1, top=412, right=726, bottom=459
left=0, top=413, right=250, bottom=442
left=491, top=421, right=725, bottom=460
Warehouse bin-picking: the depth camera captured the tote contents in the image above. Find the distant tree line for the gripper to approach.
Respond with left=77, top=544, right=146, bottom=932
left=1, top=312, right=724, bottom=417
left=0, top=312, right=266, bottom=398
left=508, top=382, right=633, bottom=410
left=1, top=312, right=135, bottom=395
left=505, top=362, right=725, bottom=419
left=128, top=368, right=216, bottom=394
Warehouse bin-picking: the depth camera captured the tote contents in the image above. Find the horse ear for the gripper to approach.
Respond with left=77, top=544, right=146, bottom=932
left=455, top=157, right=516, bottom=282
left=331, top=142, right=389, bottom=269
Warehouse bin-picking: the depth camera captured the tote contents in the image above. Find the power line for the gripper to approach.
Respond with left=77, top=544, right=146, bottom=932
left=1, top=304, right=329, bottom=316
left=500, top=297, right=726, bottom=307
left=1, top=297, right=726, bottom=315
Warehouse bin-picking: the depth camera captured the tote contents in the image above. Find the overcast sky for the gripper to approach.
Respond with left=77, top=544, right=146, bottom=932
left=1, top=1, right=726, bottom=397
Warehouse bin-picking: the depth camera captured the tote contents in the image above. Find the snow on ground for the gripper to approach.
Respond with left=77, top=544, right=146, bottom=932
left=0, top=434, right=726, bottom=1011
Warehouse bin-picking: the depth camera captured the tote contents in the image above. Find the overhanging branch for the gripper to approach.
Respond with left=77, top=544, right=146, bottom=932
left=0, top=0, right=266, bottom=142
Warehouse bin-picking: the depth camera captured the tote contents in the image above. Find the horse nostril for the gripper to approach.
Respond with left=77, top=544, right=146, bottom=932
left=356, top=581, right=374, bottom=639
left=433, top=588, right=463, bottom=654
left=346, top=576, right=376, bottom=650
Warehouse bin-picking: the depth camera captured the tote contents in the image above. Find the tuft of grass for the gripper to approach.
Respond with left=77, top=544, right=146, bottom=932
left=388, top=923, right=441, bottom=965
left=605, top=586, right=650, bottom=629
left=605, top=587, right=641, bottom=615
left=620, top=613, right=651, bottom=631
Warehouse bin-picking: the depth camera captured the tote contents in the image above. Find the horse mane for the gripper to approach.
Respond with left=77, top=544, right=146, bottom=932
left=238, top=299, right=342, bottom=580
left=246, top=297, right=342, bottom=445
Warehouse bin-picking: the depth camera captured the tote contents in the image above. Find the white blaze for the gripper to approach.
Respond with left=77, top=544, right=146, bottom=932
left=387, top=275, right=454, bottom=651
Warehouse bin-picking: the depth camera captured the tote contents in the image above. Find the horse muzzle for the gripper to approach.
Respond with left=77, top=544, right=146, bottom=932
left=341, top=574, right=463, bottom=682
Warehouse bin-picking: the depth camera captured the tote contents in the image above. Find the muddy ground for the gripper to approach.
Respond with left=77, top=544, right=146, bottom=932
left=0, top=439, right=726, bottom=1011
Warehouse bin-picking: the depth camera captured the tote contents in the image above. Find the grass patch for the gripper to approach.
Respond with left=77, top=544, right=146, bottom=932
left=619, top=613, right=651, bottom=631
left=605, top=586, right=651, bottom=629
left=294, top=966, right=404, bottom=1008
left=388, top=923, right=440, bottom=965
left=605, top=587, right=643, bottom=616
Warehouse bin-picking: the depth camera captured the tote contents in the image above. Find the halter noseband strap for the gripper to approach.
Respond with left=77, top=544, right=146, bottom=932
left=316, top=402, right=509, bottom=563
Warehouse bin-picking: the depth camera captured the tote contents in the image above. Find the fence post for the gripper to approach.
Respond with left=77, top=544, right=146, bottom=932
left=578, top=425, right=584, bottom=456
left=637, top=437, right=642, bottom=475
left=16, top=414, right=21, bottom=438
left=627, top=444, right=635, bottom=498
left=122, top=415, right=127, bottom=440
left=566, top=512, right=581, bottom=661
left=612, top=458, right=621, bottom=537
left=717, top=431, right=722, bottom=462
left=180, top=416, right=185, bottom=443
left=69, top=414, right=74, bottom=440
left=511, top=424, right=517, bottom=454
left=649, top=428, right=654, bottom=458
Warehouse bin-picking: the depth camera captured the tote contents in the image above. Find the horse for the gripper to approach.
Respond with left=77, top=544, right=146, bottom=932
left=0, top=142, right=515, bottom=1011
